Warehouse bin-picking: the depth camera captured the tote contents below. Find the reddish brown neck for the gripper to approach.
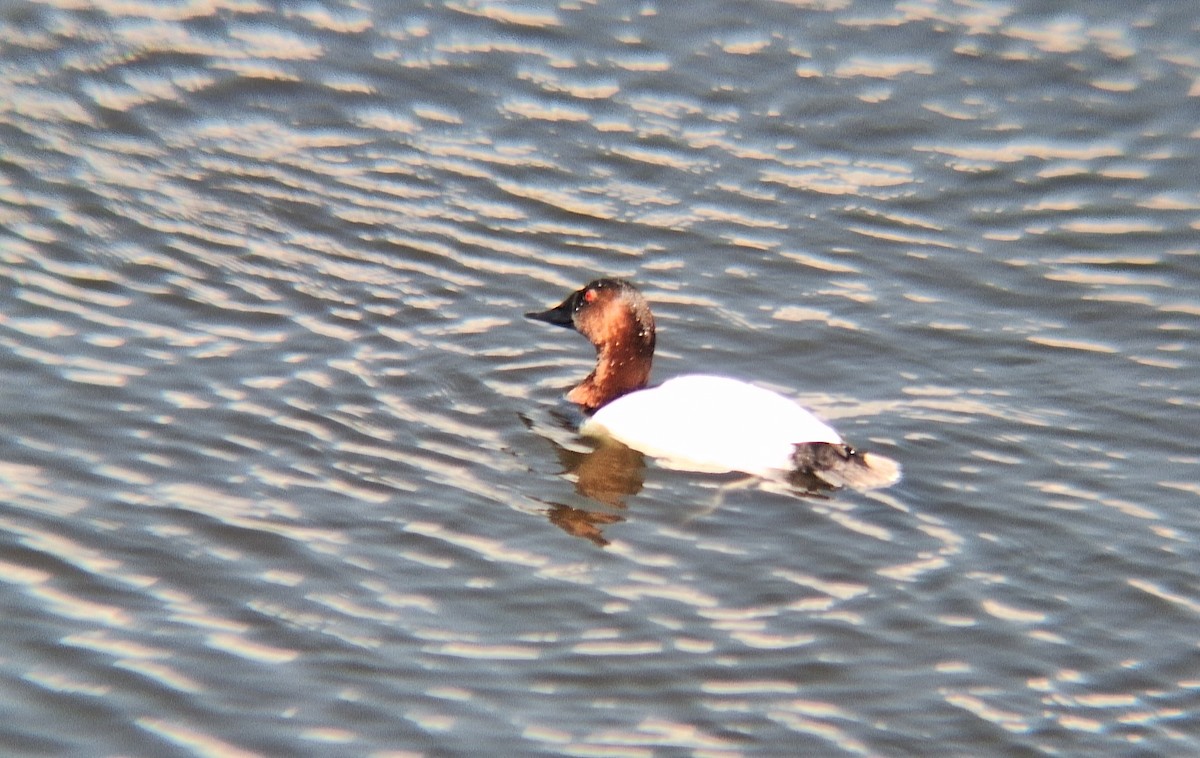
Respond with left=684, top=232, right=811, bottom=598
left=568, top=316, right=654, bottom=412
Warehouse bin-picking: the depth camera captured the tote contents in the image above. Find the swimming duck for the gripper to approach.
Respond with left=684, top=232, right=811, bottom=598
left=527, top=278, right=900, bottom=490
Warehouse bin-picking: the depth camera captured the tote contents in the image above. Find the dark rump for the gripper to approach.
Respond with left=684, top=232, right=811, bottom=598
left=790, top=442, right=901, bottom=491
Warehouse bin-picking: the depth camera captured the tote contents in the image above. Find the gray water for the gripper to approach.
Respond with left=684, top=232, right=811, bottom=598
left=2, top=0, right=1198, bottom=755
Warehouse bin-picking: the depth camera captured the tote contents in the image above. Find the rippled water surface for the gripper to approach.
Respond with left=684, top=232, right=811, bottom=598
left=2, top=0, right=1198, bottom=755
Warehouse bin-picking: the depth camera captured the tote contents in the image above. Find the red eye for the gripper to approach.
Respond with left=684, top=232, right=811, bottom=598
left=583, top=288, right=598, bottom=303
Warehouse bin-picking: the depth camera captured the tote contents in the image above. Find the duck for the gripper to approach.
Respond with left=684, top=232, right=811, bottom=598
left=526, top=278, right=900, bottom=491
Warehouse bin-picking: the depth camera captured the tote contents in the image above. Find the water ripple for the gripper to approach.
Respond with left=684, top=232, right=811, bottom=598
left=1, top=0, right=1198, bottom=754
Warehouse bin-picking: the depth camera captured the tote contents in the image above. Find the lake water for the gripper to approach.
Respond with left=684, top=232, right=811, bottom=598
left=1, top=0, right=1198, bottom=755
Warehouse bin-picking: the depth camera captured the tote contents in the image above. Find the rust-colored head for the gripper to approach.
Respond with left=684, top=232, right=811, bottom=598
left=526, top=279, right=656, bottom=412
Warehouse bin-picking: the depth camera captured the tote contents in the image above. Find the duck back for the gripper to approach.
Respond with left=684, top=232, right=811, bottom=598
left=583, top=374, right=842, bottom=477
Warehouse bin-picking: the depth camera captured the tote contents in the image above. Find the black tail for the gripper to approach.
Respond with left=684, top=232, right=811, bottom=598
left=790, top=442, right=901, bottom=491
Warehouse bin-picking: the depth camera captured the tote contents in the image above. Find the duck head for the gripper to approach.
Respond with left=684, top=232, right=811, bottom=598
left=526, top=278, right=656, bottom=412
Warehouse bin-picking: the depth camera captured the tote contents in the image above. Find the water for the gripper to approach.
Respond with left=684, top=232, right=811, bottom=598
left=2, top=0, right=1198, bottom=755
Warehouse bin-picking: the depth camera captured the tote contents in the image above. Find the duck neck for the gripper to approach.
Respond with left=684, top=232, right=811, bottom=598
left=568, top=333, right=654, bottom=413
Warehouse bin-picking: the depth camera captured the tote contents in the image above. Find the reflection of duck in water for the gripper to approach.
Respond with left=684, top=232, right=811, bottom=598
left=518, top=408, right=647, bottom=546
left=547, top=435, right=645, bottom=547
left=528, top=278, right=900, bottom=491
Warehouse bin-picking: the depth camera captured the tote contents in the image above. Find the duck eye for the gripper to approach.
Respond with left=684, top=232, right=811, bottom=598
left=582, top=288, right=598, bottom=303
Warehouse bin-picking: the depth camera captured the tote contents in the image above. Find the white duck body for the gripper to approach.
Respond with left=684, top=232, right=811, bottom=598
left=583, top=374, right=843, bottom=478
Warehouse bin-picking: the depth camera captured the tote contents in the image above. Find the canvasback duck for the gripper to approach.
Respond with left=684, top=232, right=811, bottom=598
left=527, top=278, right=900, bottom=490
